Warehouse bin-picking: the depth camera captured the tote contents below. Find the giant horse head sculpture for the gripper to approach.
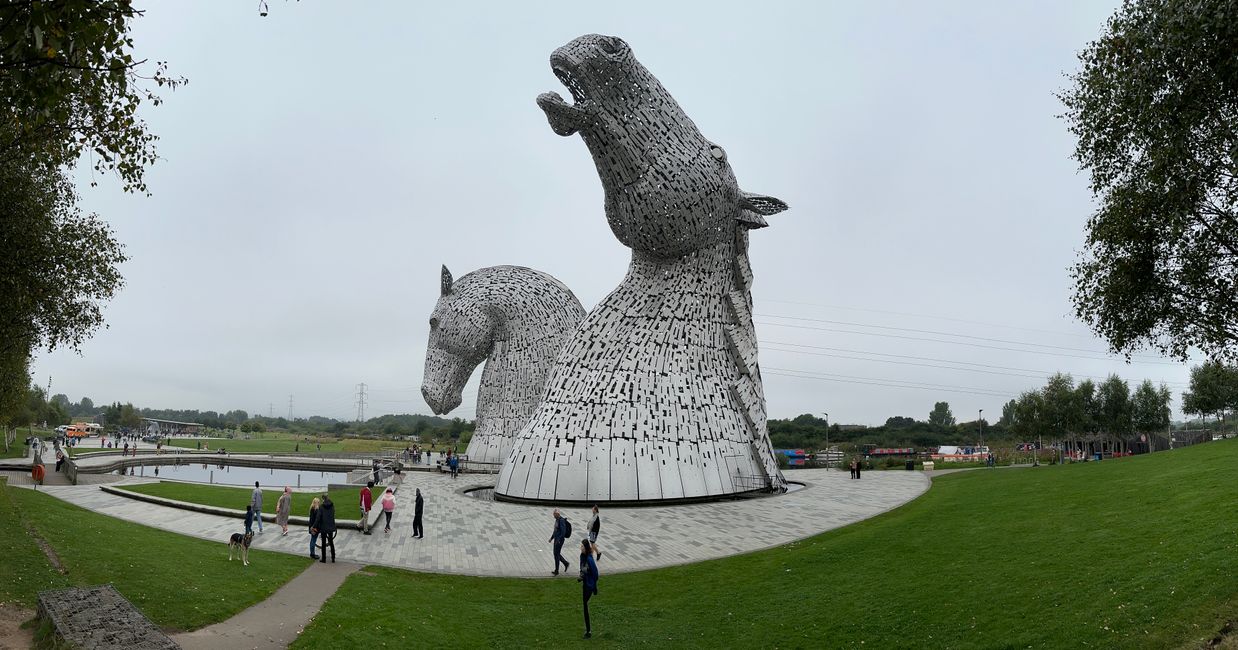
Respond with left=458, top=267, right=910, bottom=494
left=537, top=34, right=787, bottom=259
left=421, top=265, right=490, bottom=415
left=420, top=264, right=585, bottom=430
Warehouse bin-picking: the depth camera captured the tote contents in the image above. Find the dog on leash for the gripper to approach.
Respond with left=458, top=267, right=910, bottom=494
left=228, top=531, right=255, bottom=565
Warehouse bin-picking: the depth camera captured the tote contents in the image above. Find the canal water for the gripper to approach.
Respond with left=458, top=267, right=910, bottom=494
left=115, top=463, right=349, bottom=488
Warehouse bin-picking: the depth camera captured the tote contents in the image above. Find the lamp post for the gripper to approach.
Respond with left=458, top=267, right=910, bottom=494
left=978, top=409, right=985, bottom=464
left=821, top=412, right=829, bottom=470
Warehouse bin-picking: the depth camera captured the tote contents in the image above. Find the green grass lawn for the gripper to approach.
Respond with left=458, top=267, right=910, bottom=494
left=294, top=439, right=1238, bottom=649
left=1, top=429, right=56, bottom=459
left=114, top=482, right=368, bottom=519
left=0, top=478, right=72, bottom=607
left=0, top=480, right=312, bottom=631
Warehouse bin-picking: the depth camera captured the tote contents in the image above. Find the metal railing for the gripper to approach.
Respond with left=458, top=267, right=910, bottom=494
left=732, top=473, right=774, bottom=492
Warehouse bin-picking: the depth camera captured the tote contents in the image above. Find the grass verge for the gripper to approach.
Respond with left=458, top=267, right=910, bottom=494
left=295, top=439, right=1238, bottom=649
left=114, top=482, right=366, bottom=519
left=0, top=481, right=312, bottom=631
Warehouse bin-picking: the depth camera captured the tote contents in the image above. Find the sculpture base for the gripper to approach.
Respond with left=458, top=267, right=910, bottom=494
left=491, top=486, right=787, bottom=508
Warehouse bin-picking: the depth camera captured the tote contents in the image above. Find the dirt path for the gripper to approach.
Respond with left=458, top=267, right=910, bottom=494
left=0, top=605, right=35, bottom=650
left=173, top=561, right=361, bottom=650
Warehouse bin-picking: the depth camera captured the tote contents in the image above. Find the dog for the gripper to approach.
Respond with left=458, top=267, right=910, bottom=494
left=228, top=531, right=255, bottom=565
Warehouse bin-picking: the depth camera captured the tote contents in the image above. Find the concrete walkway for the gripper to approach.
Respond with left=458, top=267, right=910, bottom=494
left=27, top=468, right=928, bottom=578
left=173, top=561, right=361, bottom=650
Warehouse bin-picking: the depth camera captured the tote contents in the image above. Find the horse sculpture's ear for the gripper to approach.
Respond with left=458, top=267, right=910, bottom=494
left=441, top=265, right=453, bottom=296
left=737, top=191, right=789, bottom=229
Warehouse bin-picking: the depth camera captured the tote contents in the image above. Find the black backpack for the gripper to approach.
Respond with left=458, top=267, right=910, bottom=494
left=563, top=518, right=573, bottom=539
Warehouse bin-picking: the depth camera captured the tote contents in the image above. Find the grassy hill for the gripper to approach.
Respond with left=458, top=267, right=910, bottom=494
left=0, top=479, right=310, bottom=631
left=294, top=439, right=1238, bottom=648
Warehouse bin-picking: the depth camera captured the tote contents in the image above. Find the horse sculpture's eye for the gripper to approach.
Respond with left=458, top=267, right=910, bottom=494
left=599, top=36, right=624, bottom=56
left=429, top=318, right=439, bottom=330
left=710, top=146, right=726, bottom=161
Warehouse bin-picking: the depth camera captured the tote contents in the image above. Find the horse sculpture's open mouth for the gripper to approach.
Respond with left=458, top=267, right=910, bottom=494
left=538, top=55, right=589, bottom=137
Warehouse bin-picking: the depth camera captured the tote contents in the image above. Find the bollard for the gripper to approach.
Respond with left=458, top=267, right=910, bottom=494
left=210, top=470, right=214, bottom=484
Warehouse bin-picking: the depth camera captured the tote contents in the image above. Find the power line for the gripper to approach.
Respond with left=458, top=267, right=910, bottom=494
left=754, top=320, right=1182, bottom=365
left=760, top=340, right=1190, bottom=386
left=756, top=313, right=1169, bottom=360
left=764, top=367, right=1014, bottom=399
left=287, top=394, right=294, bottom=420
left=764, top=366, right=1014, bottom=396
left=761, top=298, right=1100, bottom=341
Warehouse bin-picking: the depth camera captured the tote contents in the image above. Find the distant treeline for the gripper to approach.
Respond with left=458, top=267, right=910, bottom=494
left=768, top=413, right=1007, bottom=450
left=32, top=394, right=474, bottom=441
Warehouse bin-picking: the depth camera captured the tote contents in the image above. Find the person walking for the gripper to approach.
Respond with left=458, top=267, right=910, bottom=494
left=316, top=495, right=337, bottom=563
left=250, top=481, right=264, bottom=534
left=244, top=504, right=255, bottom=535
left=276, top=486, right=292, bottom=536
left=588, top=505, right=604, bottom=560
left=578, top=538, right=599, bottom=639
left=380, top=487, right=396, bottom=533
left=410, top=488, right=425, bottom=538
left=360, top=481, right=374, bottom=535
left=549, top=509, right=571, bottom=576
left=307, top=497, right=321, bottom=559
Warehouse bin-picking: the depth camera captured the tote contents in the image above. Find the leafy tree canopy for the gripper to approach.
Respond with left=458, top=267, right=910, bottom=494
left=0, top=0, right=184, bottom=194
left=927, top=402, right=956, bottom=430
left=1181, top=360, right=1238, bottom=421
left=0, top=158, right=127, bottom=357
left=1061, top=0, right=1238, bottom=361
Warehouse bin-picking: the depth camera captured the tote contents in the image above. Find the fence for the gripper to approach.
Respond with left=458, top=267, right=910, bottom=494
left=732, top=473, right=774, bottom=493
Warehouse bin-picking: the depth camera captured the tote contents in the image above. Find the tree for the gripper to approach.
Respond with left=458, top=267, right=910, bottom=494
left=78, top=396, right=94, bottom=415
left=884, top=416, right=919, bottom=429
left=1132, top=380, right=1172, bottom=435
left=0, top=1, right=185, bottom=194
left=1181, top=360, right=1238, bottom=424
left=0, top=158, right=127, bottom=422
left=999, top=399, right=1017, bottom=427
left=1060, top=0, right=1238, bottom=361
left=1074, top=379, right=1100, bottom=438
left=1097, top=375, right=1133, bottom=452
left=0, top=2, right=178, bottom=430
left=927, top=402, right=955, bottom=430
left=1041, top=373, right=1081, bottom=440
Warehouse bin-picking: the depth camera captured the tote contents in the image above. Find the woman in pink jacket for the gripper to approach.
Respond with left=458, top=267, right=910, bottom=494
left=380, top=487, right=396, bottom=533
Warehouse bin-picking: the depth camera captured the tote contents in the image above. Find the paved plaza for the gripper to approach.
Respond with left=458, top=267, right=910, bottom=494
left=27, top=465, right=928, bottom=578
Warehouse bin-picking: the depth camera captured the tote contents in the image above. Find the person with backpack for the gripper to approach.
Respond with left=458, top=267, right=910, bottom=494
left=549, top=508, right=571, bottom=576
left=578, top=538, right=600, bottom=638
left=315, top=495, right=337, bottom=563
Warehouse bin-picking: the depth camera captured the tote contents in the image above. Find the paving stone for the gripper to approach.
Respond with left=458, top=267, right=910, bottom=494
left=30, top=468, right=927, bottom=578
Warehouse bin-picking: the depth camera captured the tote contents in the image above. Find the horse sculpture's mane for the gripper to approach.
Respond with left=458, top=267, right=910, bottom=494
left=420, top=265, right=584, bottom=465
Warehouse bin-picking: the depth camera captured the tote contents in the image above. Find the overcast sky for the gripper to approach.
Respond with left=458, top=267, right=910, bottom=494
left=32, top=0, right=1197, bottom=426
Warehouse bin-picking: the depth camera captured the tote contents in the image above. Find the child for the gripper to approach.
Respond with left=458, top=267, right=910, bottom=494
left=380, top=488, right=396, bottom=533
